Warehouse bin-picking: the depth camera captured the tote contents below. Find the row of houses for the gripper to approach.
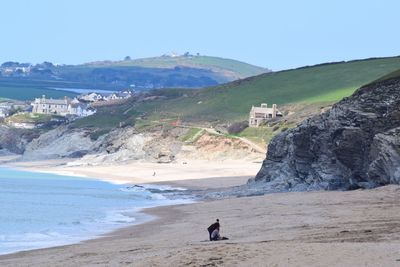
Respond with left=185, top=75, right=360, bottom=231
left=0, top=102, right=30, bottom=118
left=31, top=95, right=95, bottom=117
left=78, top=91, right=133, bottom=102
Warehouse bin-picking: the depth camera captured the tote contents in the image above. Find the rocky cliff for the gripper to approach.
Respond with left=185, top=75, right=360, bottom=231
left=251, top=76, right=400, bottom=191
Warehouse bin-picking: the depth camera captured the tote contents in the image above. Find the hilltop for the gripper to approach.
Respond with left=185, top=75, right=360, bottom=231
left=0, top=54, right=268, bottom=100
left=84, top=54, right=269, bottom=81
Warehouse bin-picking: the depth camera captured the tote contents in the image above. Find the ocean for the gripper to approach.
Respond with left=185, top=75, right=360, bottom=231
left=0, top=167, right=189, bottom=255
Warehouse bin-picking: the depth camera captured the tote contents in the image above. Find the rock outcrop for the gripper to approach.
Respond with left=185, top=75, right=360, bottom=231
left=251, top=77, right=400, bottom=191
left=22, top=126, right=101, bottom=160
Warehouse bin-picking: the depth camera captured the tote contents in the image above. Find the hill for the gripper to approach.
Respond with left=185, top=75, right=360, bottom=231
left=252, top=65, right=400, bottom=191
left=132, top=56, right=400, bottom=122
left=85, top=55, right=269, bottom=81
left=0, top=55, right=268, bottom=100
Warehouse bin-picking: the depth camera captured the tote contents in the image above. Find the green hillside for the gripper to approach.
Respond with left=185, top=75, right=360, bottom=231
left=133, top=56, right=400, bottom=122
left=0, top=79, right=77, bottom=100
left=85, top=55, right=268, bottom=81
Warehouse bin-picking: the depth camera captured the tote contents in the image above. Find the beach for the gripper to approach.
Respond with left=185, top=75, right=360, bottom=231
left=1, top=159, right=400, bottom=266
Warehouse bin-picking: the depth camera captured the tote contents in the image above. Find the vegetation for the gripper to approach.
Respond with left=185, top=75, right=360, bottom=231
left=0, top=80, right=77, bottom=100
left=6, top=112, right=55, bottom=123
left=132, top=56, right=400, bottom=122
left=179, top=127, right=203, bottom=143
left=69, top=101, right=139, bottom=135
left=227, top=121, right=249, bottom=134
left=373, top=68, right=400, bottom=83
left=236, top=120, right=297, bottom=146
left=85, top=55, right=268, bottom=79
left=0, top=55, right=267, bottom=101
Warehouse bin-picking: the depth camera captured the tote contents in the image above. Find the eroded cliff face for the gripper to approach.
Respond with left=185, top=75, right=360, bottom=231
left=22, top=126, right=102, bottom=160
left=251, top=77, right=400, bottom=191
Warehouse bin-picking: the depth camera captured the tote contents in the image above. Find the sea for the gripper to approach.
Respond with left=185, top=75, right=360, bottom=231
left=0, top=167, right=190, bottom=255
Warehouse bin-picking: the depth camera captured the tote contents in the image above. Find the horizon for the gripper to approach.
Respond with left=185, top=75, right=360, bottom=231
left=1, top=0, right=400, bottom=70
left=3, top=53, right=400, bottom=73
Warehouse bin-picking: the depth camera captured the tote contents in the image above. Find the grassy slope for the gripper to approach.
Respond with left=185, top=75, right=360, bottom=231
left=0, top=84, right=77, bottom=101
left=85, top=55, right=268, bottom=79
left=0, top=56, right=267, bottom=101
left=0, top=79, right=79, bottom=100
left=133, top=57, right=400, bottom=122
left=373, top=68, right=400, bottom=83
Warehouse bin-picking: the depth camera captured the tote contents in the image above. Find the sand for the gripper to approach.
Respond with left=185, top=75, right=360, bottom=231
left=3, top=158, right=260, bottom=188
left=1, top=159, right=400, bottom=266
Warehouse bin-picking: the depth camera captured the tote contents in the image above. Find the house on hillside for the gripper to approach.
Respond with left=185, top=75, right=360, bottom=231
left=31, top=95, right=69, bottom=115
left=78, top=92, right=104, bottom=102
left=0, top=107, right=9, bottom=118
left=67, top=102, right=96, bottom=117
left=0, top=102, right=13, bottom=118
left=249, top=103, right=283, bottom=127
left=31, top=96, right=95, bottom=117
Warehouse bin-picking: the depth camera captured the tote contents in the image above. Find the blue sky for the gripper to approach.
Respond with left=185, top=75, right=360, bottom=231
left=1, top=0, right=399, bottom=70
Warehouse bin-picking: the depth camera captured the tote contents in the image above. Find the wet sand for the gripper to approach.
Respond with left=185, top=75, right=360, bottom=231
left=1, top=170, right=400, bottom=267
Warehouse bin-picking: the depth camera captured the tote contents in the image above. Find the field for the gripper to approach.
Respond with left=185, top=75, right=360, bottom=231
left=0, top=79, right=79, bottom=100
left=132, top=56, right=400, bottom=122
left=85, top=55, right=268, bottom=79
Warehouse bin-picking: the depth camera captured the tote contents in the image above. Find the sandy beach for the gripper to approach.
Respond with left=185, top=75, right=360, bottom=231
left=2, top=158, right=261, bottom=188
left=1, top=159, right=400, bottom=266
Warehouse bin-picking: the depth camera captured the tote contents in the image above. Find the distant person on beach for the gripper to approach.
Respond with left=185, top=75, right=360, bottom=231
left=207, top=219, right=220, bottom=241
left=153, top=171, right=156, bottom=176
left=211, top=227, right=221, bottom=241
left=207, top=220, right=229, bottom=241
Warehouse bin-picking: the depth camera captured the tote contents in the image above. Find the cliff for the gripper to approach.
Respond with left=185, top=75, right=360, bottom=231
left=251, top=76, right=400, bottom=191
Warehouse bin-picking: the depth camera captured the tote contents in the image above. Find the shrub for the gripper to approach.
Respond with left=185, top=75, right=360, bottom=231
left=228, top=121, right=249, bottom=134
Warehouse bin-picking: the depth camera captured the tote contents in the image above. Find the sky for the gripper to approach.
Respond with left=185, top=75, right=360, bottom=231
left=1, top=0, right=400, bottom=70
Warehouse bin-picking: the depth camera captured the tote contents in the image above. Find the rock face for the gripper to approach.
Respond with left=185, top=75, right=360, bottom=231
left=0, top=127, right=40, bottom=154
left=23, top=126, right=100, bottom=160
left=251, top=77, right=400, bottom=190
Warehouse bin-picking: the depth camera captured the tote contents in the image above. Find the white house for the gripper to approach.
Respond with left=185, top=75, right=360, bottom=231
left=249, top=103, right=283, bottom=127
left=31, top=95, right=69, bottom=115
left=79, top=92, right=104, bottom=102
left=0, top=102, right=13, bottom=118
left=31, top=96, right=96, bottom=117
left=0, top=108, right=9, bottom=118
left=67, top=102, right=96, bottom=117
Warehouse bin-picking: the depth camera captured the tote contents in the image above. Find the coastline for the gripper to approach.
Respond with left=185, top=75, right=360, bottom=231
left=0, top=157, right=259, bottom=187
left=0, top=158, right=256, bottom=258
left=0, top=160, right=203, bottom=257
left=2, top=158, right=400, bottom=266
left=1, top=182, right=400, bottom=266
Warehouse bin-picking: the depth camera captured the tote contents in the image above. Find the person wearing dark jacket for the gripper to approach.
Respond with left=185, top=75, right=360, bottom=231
left=207, top=219, right=220, bottom=241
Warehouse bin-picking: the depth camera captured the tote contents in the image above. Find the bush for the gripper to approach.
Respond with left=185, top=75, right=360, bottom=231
left=272, top=125, right=280, bottom=132
left=228, top=121, right=249, bottom=134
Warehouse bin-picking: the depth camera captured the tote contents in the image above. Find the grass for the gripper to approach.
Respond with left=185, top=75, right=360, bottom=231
left=132, top=56, right=400, bottom=122
left=6, top=112, right=55, bottom=123
left=86, top=55, right=267, bottom=79
left=69, top=101, right=140, bottom=138
left=237, top=120, right=297, bottom=146
left=179, top=127, right=203, bottom=143
left=373, top=68, right=400, bottom=83
left=0, top=78, right=81, bottom=101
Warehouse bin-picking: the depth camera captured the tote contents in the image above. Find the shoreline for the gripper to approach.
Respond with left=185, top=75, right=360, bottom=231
left=0, top=158, right=255, bottom=258
left=1, top=183, right=400, bottom=266
left=0, top=162, right=201, bottom=257
left=0, top=157, right=259, bottom=187
left=2, top=158, right=400, bottom=266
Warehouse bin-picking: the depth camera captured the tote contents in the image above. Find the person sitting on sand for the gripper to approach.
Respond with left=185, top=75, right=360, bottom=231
left=211, top=227, right=221, bottom=241
left=207, top=219, right=220, bottom=241
left=210, top=226, right=229, bottom=241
